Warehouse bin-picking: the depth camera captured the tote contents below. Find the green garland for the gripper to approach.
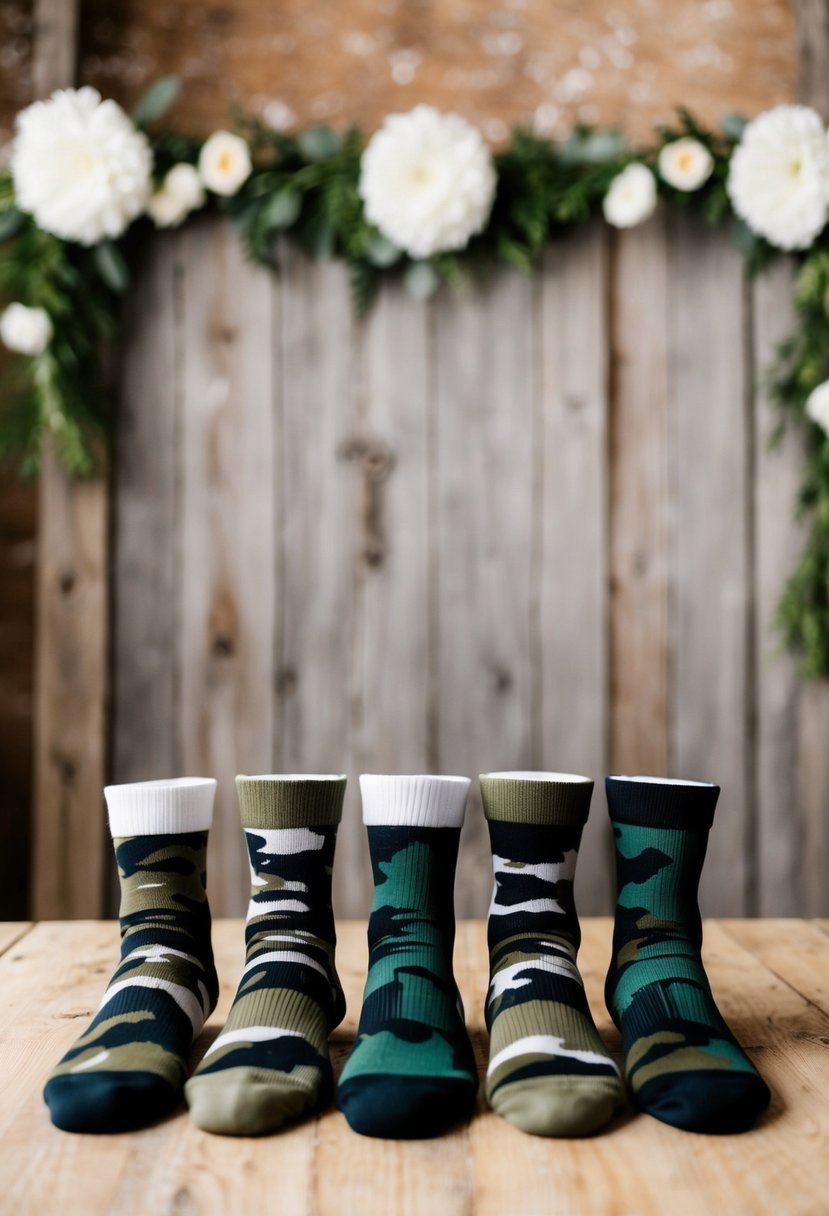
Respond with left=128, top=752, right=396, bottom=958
left=1, top=82, right=828, bottom=677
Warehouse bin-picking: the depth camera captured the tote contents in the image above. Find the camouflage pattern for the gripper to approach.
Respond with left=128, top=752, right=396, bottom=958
left=43, top=831, right=218, bottom=1132
left=185, top=817, right=344, bottom=1134
left=605, top=791, right=771, bottom=1132
left=336, top=825, right=478, bottom=1137
left=484, top=817, right=625, bottom=1135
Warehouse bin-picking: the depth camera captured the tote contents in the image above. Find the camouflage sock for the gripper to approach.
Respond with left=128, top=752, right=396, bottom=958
left=481, top=772, right=626, bottom=1137
left=43, top=778, right=219, bottom=1133
left=185, top=775, right=346, bottom=1135
left=605, top=776, right=771, bottom=1133
left=336, top=775, right=479, bottom=1138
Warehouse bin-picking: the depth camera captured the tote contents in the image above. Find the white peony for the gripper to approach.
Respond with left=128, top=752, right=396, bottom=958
left=806, top=380, right=829, bottom=435
left=148, top=163, right=205, bottom=227
left=11, top=87, right=152, bottom=245
left=0, top=302, right=53, bottom=355
left=658, top=137, right=714, bottom=191
left=602, top=163, right=658, bottom=228
left=198, top=131, right=252, bottom=196
left=358, top=105, right=497, bottom=258
left=727, top=105, right=829, bottom=250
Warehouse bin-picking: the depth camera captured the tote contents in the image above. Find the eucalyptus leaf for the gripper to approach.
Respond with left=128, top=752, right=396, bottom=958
left=297, top=126, right=341, bottom=162
left=132, top=76, right=182, bottom=127
left=0, top=208, right=23, bottom=241
left=93, top=240, right=131, bottom=294
left=265, top=189, right=302, bottom=230
left=365, top=233, right=400, bottom=268
left=404, top=261, right=440, bottom=301
left=720, top=113, right=748, bottom=142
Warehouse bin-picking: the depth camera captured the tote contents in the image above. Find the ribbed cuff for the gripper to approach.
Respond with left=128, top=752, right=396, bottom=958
left=105, top=777, right=216, bottom=837
left=480, top=771, right=593, bottom=826
left=360, top=774, right=470, bottom=827
left=236, top=774, right=346, bottom=829
left=605, top=776, right=719, bottom=832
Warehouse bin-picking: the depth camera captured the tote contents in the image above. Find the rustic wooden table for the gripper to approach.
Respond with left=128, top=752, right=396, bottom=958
left=1, top=918, right=827, bottom=1215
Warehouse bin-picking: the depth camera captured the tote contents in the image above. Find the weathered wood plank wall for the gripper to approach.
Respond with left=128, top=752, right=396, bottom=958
left=111, top=224, right=829, bottom=919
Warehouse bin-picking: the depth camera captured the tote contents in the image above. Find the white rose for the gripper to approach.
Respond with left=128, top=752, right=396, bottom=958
left=148, top=163, right=205, bottom=228
left=602, top=163, right=658, bottom=228
left=0, top=302, right=53, bottom=355
left=11, top=86, right=152, bottom=245
left=806, top=380, right=829, bottom=435
left=198, top=131, right=252, bottom=196
left=727, top=105, right=829, bottom=250
left=658, top=137, right=714, bottom=191
left=359, top=105, right=497, bottom=258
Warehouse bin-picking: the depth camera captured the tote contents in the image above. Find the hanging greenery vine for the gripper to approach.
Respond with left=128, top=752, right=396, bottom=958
left=1, top=79, right=828, bottom=676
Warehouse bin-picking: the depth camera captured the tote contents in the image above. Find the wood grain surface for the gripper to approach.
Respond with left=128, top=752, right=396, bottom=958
left=1, top=917, right=828, bottom=1215
left=74, top=0, right=796, bottom=142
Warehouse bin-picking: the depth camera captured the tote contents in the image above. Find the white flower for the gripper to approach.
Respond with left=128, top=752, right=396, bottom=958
left=148, top=163, right=205, bottom=228
left=11, top=86, right=152, bottom=245
left=358, top=105, right=497, bottom=258
left=602, top=163, right=658, bottom=228
left=658, top=137, right=714, bottom=191
left=0, top=302, right=52, bottom=355
left=198, top=131, right=252, bottom=196
left=806, top=380, right=829, bottom=435
left=727, top=105, right=829, bottom=250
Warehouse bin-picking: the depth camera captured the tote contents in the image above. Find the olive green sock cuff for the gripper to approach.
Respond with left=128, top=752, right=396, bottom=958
left=479, top=773, right=593, bottom=826
left=236, top=775, right=346, bottom=829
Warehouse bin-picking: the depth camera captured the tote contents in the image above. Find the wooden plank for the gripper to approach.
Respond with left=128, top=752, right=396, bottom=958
left=0, top=922, right=33, bottom=956
left=77, top=0, right=797, bottom=145
left=177, top=218, right=278, bottom=917
left=721, top=918, right=829, bottom=1016
left=795, top=0, right=829, bottom=118
left=112, top=236, right=180, bottom=793
left=609, top=216, right=670, bottom=777
left=539, top=225, right=612, bottom=914
left=275, top=249, right=360, bottom=917
left=31, top=0, right=108, bottom=920
left=752, top=261, right=829, bottom=915
left=433, top=272, right=536, bottom=918
left=668, top=216, right=752, bottom=916
left=3, top=919, right=829, bottom=1213
left=346, top=280, right=433, bottom=907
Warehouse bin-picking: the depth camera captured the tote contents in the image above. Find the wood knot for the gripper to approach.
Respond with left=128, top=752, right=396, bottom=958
left=59, top=570, right=75, bottom=595
left=338, top=434, right=396, bottom=569
left=275, top=664, right=297, bottom=695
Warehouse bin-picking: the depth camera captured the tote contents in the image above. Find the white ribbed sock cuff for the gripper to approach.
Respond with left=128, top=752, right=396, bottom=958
left=104, top=778, right=217, bottom=837
left=359, top=774, right=470, bottom=828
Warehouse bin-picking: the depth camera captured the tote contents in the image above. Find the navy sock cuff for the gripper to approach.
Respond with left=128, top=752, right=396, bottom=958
left=606, top=776, right=719, bottom=832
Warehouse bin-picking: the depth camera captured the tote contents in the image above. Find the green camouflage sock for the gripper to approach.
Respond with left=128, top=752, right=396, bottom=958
left=43, top=778, right=219, bottom=1133
left=481, top=772, right=626, bottom=1136
left=605, top=776, right=771, bottom=1133
left=336, top=775, right=479, bottom=1139
left=186, top=775, right=346, bottom=1135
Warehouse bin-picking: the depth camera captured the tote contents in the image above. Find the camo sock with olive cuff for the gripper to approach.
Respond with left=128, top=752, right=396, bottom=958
left=605, top=776, right=771, bottom=1133
left=43, top=778, right=219, bottom=1134
left=336, top=775, right=479, bottom=1139
left=185, top=775, right=346, bottom=1135
left=481, top=772, right=626, bottom=1136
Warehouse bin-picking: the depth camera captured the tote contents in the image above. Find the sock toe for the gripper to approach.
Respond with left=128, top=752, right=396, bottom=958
left=635, top=1070, right=771, bottom=1134
left=185, top=1066, right=327, bottom=1136
left=44, top=1070, right=179, bottom=1134
left=337, top=1074, right=478, bottom=1139
left=489, top=1074, right=626, bottom=1137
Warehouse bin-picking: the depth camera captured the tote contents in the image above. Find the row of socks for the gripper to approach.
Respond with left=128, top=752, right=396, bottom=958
left=44, top=771, right=770, bottom=1138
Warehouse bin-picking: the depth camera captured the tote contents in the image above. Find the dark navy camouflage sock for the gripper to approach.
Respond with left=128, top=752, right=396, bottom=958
left=605, top=776, right=771, bottom=1133
left=186, top=775, right=346, bottom=1135
left=337, top=775, right=479, bottom=1139
left=44, top=778, right=219, bottom=1133
left=481, top=772, right=626, bottom=1136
